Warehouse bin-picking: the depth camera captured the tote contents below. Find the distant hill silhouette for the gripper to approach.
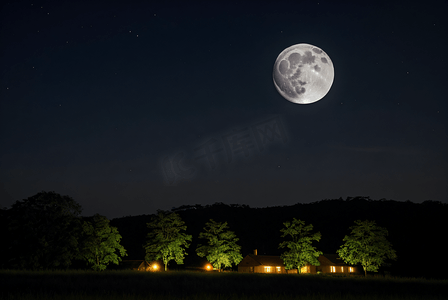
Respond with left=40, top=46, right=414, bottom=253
left=111, top=197, right=447, bottom=279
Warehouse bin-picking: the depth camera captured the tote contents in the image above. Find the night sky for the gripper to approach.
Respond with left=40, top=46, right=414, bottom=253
left=1, top=0, right=447, bottom=219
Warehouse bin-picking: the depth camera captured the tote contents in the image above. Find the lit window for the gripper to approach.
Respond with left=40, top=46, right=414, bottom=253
left=265, top=266, right=272, bottom=273
left=341, top=266, right=344, bottom=273
left=276, top=266, right=281, bottom=273
left=300, top=265, right=309, bottom=273
left=349, top=267, right=354, bottom=273
left=331, top=266, right=335, bottom=273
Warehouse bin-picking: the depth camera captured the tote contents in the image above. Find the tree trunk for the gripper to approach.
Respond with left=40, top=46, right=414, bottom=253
left=165, top=262, right=168, bottom=271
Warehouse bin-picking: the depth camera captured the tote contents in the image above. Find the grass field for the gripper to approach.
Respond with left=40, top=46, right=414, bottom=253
left=1, top=270, right=447, bottom=300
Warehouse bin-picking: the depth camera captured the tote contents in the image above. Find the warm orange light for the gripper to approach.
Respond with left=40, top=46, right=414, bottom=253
left=300, top=265, right=309, bottom=273
left=152, top=264, right=159, bottom=271
left=206, top=264, right=212, bottom=271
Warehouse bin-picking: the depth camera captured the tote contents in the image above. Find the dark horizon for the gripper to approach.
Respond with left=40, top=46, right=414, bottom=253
left=109, top=197, right=447, bottom=279
left=2, top=191, right=447, bottom=279
left=3, top=190, right=443, bottom=220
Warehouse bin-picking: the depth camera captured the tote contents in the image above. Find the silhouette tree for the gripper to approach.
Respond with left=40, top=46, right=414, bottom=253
left=337, top=220, right=397, bottom=276
left=279, top=218, right=322, bottom=273
left=6, top=191, right=83, bottom=269
left=144, top=211, right=192, bottom=271
left=196, top=219, right=243, bottom=272
left=79, top=214, right=127, bottom=271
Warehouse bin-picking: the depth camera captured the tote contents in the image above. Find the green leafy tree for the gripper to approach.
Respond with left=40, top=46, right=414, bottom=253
left=6, top=191, right=83, bottom=269
left=144, top=211, right=192, bottom=271
left=79, top=214, right=127, bottom=271
left=196, top=219, right=243, bottom=272
left=337, top=220, right=397, bottom=276
left=279, top=218, right=322, bottom=273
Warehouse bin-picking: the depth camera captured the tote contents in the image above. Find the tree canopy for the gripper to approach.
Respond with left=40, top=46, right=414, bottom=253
left=196, top=219, right=243, bottom=272
left=144, top=211, right=192, bottom=271
left=337, top=220, right=397, bottom=276
left=79, top=214, right=127, bottom=271
left=279, top=218, right=322, bottom=273
left=6, top=191, right=83, bottom=269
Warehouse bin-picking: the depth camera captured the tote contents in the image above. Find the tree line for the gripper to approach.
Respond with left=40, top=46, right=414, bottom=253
left=1, top=191, right=126, bottom=271
left=144, top=211, right=397, bottom=275
left=106, top=198, right=446, bottom=278
left=1, top=192, right=398, bottom=275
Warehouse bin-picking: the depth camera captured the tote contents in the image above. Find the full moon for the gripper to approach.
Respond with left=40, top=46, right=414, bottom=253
left=273, top=43, right=334, bottom=104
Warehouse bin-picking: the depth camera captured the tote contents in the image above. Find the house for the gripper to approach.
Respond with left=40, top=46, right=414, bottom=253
left=315, top=254, right=358, bottom=274
left=238, top=250, right=359, bottom=274
left=238, top=250, right=288, bottom=274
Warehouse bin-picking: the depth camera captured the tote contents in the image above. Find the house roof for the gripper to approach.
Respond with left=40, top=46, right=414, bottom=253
left=250, top=254, right=285, bottom=266
left=318, top=254, right=347, bottom=266
left=239, top=254, right=285, bottom=267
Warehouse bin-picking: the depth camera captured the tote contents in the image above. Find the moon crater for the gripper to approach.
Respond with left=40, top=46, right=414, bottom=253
left=273, top=44, right=334, bottom=104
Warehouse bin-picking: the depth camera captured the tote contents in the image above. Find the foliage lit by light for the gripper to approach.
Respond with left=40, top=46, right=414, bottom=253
left=80, top=214, right=127, bottom=271
left=196, top=219, right=243, bottom=272
left=144, top=211, right=192, bottom=271
left=279, top=218, right=322, bottom=273
left=337, top=220, right=397, bottom=276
